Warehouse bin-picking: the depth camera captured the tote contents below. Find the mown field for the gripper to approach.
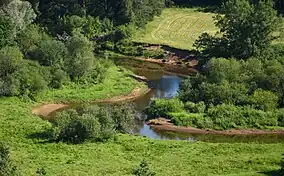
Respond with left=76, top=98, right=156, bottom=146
left=132, top=8, right=218, bottom=50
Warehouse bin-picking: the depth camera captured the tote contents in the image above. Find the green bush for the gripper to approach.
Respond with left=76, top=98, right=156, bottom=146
left=207, top=104, right=279, bottom=130
left=49, top=66, right=69, bottom=89
left=184, top=101, right=206, bottom=113
left=33, top=39, right=68, bottom=66
left=11, top=60, right=49, bottom=98
left=142, top=49, right=166, bottom=59
left=53, top=104, right=137, bottom=144
left=110, top=103, right=136, bottom=133
left=277, top=109, right=284, bottom=127
left=168, top=111, right=205, bottom=127
left=114, top=39, right=143, bottom=56
left=249, top=89, right=279, bottom=111
left=52, top=109, right=103, bottom=144
left=145, top=98, right=184, bottom=119
left=0, top=143, right=17, bottom=176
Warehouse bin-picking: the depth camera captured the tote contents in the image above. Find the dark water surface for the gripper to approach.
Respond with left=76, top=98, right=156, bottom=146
left=114, top=58, right=284, bottom=143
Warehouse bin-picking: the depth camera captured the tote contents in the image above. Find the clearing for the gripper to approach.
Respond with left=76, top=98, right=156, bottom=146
left=132, top=8, right=218, bottom=50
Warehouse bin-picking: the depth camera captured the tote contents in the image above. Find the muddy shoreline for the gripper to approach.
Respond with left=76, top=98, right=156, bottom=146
left=147, top=118, right=284, bottom=135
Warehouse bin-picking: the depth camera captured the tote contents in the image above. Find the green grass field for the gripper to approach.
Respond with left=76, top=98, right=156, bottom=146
left=0, top=96, right=283, bottom=175
left=133, top=8, right=218, bottom=50
left=0, top=66, right=282, bottom=175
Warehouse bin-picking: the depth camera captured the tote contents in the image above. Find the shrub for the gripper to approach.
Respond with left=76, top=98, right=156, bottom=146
left=53, top=104, right=137, bottom=144
left=142, top=49, right=165, bottom=59
left=33, top=39, right=68, bottom=66
left=49, top=66, right=68, bottom=89
left=145, top=98, right=184, bottom=119
left=249, top=89, right=279, bottom=111
left=110, top=103, right=136, bottom=133
left=132, top=160, right=156, bottom=176
left=184, top=101, right=206, bottom=113
left=0, top=143, right=17, bottom=176
left=11, top=60, right=49, bottom=98
left=52, top=109, right=103, bottom=144
left=207, top=104, right=279, bottom=130
left=277, top=109, right=284, bottom=127
left=64, top=33, right=95, bottom=81
left=78, top=61, right=108, bottom=85
left=168, top=111, right=205, bottom=127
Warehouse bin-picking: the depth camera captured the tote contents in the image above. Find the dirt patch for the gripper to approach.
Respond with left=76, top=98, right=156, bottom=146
left=147, top=118, right=284, bottom=135
left=94, top=87, right=150, bottom=103
left=32, top=87, right=150, bottom=118
left=32, top=104, right=69, bottom=117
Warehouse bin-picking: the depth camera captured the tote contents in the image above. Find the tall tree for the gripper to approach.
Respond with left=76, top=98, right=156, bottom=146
left=195, top=0, right=282, bottom=59
left=0, top=0, right=36, bottom=48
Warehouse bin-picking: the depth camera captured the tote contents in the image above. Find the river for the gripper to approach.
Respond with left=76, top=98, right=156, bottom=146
left=114, top=57, right=284, bottom=143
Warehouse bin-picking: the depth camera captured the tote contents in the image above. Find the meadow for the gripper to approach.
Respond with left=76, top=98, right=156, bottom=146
left=0, top=64, right=283, bottom=175
left=132, top=8, right=218, bottom=50
left=0, top=96, right=283, bottom=175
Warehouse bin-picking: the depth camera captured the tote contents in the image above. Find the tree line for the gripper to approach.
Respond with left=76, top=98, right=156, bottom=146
left=0, top=0, right=170, bottom=99
left=172, top=0, right=284, bottom=14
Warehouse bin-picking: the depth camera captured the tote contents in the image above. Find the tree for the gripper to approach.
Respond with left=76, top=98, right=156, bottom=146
left=33, top=39, right=68, bottom=66
left=111, top=103, right=136, bottom=133
left=0, top=15, right=14, bottom=48
left=16, top=24, right=49, bottom=55
left=0, top=0, right=36, bottom=46
left=195, top=0, right=282, bottom=59
left=0, top=47, right=23, bottom=96
left=64, top=33, right=94, bottom=81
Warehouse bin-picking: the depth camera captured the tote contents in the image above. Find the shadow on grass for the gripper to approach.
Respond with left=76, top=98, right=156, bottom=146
left=258, top=170, right=281, bottom=176
left=26, top=129, right=56, bottom=144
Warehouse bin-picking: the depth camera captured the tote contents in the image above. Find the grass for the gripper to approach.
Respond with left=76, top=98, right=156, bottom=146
left=0, top=65, right=283, bottom=175
left=0, top=97, right=283, bottom=175
left=132, top=8, right=218, bottom=50
left=36, top=66, right=147, bottom=103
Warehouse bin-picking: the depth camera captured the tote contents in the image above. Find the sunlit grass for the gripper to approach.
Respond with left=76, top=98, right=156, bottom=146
left=36, top=66, right=147, bottom=103
left=132, top=8, right=218, bottom=50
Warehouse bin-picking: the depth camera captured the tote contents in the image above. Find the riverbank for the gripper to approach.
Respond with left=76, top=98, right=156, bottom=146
left=32, top=87, right=150, bottom=118
left=147, top=118, right=284, bottom=135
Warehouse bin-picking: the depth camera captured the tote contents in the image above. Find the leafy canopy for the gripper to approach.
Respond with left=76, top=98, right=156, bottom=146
left=195, top=0, right=282, bottom=59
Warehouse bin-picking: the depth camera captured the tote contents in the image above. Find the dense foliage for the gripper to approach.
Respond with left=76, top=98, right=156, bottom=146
left=0, top=0, right=169, bottom=99
left=195, top=0, right=283, bottom=59
left=173, top=0, right=284, bottom=14
left=174, top=57, right=284, bottom=129
left=52, top=104, right=136, bottom=144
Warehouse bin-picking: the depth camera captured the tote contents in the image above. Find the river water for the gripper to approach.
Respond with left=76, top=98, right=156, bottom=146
left=114, top=57, right=284, bottom=143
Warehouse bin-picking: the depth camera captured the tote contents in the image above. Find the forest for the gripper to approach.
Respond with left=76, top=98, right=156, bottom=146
left=1, top=0, right=284, bottom=175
